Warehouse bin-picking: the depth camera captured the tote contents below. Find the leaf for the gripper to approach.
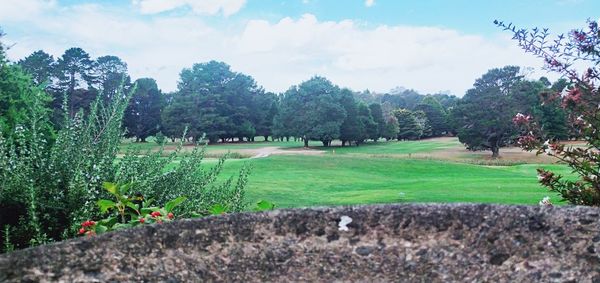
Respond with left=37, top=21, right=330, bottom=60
left=98, top=217, right=117, bottom=228
left=97, top=199, right=116, bottom=213
left=102, top=182, right=118, bottom=195
left=126, top=202, right=139, bottom=213
left=112, top=223, right=132, bottom=230
left=95, top=225, right=108, bottom=234
left=141, top=207, right=160, bottom=215
left=209, top=204, right=228, bottom=215
left=254, top=200, right=275, bottom=211
left=165, top=196, right=187, bottom=212
left=120, top=183, right=132, bottom=194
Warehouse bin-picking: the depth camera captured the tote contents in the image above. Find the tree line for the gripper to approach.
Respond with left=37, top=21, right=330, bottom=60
left=11, top=47, right=573, bottom=156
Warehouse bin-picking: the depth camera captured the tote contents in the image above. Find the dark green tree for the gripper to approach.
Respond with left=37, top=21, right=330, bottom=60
left=451, top=66, right=522, bottom=157
left=95, top=55, right=129, bottom=99
left=394, top=109, right=421, bottom=140
left=17, top=50, right=55, bottom=86
left=382, top=115, right=400, bottom=141
left=415, top=96, right=447, bottom=136
left=177, top=61, right=262, bottom=143
left=124, top=78, right=164, bottom=142
left=339, top=89, right=362, bottom=146
left=279, top=76, right=346, bottom=147
left=357, top=103, right=377, bottom=144
left=54, top=48, right=98, bottom=117
left=368, top=103, right=385, bottom=141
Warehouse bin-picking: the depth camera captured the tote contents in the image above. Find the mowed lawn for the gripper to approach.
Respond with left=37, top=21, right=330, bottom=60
left=127, top=137, right=572, bottom=208
left=214, top=155, right=570, bottom=208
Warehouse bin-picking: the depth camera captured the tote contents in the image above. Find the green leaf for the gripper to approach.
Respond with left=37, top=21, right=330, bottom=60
left=112, top=223, right=132, bottom=230
left=95, top=225, right=108, bottom=234
left=209, top=204, right=228, bottom=215
left=102, top=182, right=118, bottom=195
left=141, top=207, right=160, bottom=215
left=254, top=200, right=275, bottom=211
left=98, top=217, right=117, bottom=228
left=165, top=196, right=187, bottom=212
left=126, top=202, right=139, bottom=213
left=97, top=199, right=116, bottom=213
left=120, top=183, right=132, bottom=194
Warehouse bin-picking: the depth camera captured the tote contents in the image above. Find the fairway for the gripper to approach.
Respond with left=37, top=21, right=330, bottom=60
left=188, top=138, right=573, bottom=208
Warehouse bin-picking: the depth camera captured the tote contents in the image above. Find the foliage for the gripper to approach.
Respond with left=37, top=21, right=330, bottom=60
left=450, top=66, right=523, bottom=157
left=17, top=50, right=55, bottom=86
left=415, top=96, right=448, bottom=136
left=394, top=109, right=421, bottom=140
left=382, top=115, right=400, bottom=141
left=338, top=89, right=364, bottom=146
left=498, top=19, right=600, bottom=205
left=77, top=182, right=186, bottom=236
left=368, top=103, right=386, bottom=141
left=123, top=78, right=163, bottom=142
left=277, top=76, right=346, bottom=147
left=0, top=70, right=250, bottom=251
left=207, top=199, right=275, bottom=216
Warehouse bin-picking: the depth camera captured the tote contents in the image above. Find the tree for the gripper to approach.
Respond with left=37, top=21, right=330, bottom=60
left=279, top=76, right=346, bottom=147
left=498, top=19, right=600, bottom=205
left=160, top=94, right=196, bottom=141
left=17, top=50, right=55, bottom=86
left=124, top=78, right=164, bottom=142
left=176, top=61, right=263, bottom=143
left=252, top=92, right=278, bottom=141
left=55, top=48, right=96, bottom=93
left=368, top=103, right=385, bottom=141
left=357, top=103, right=377, bottom=144
left=451, top=66, right=522, bottom=157
left=415, top=96, right=447, bottom=137
left=339, top=89, right=362, bottom=146
left=413, top=110, right=431, bottom=138
left=95, top=55, right=129, bottom=99
left=394, top=109, right=421, bottom=140
left=54, top=48, right=98, bottom=118
left=382, top=115, right=400, bottom=141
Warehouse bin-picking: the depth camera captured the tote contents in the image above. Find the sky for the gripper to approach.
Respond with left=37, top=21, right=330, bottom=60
left=0, top=0, right=598, bottom=96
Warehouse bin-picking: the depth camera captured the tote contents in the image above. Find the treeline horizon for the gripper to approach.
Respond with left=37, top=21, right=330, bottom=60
left=10, top=45, right=574, bottom=151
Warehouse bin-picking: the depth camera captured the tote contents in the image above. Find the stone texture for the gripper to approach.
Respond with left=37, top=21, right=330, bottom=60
left=1, top=203, right=600, bottom=282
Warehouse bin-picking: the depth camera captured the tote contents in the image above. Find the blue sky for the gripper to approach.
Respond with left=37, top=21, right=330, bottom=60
left=1, top=0, right=598, bottom=96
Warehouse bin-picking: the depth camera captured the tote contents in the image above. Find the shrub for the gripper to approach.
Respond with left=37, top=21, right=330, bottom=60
left=497, top=19, right=600, bottom=205
left=0, top=83, right=250, bottom=251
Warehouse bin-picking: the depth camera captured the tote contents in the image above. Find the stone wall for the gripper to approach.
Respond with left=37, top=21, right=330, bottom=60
left=1, top=204, right=600, bottom=282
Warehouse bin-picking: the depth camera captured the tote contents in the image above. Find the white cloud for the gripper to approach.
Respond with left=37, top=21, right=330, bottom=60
left=132, top=0, right=246, bottom=16
left=2, top=3, right=550, bottom=96
left=0, top=0, right=56, bottom=21
left=365, top=0, right=375, bottom=7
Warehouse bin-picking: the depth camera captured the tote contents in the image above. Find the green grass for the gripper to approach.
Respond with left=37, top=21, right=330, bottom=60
left=321, top=139, right=461, bottom=155
left=122, top=136, right=573, bottom=209
left=213, top=155, right=570, bottom=208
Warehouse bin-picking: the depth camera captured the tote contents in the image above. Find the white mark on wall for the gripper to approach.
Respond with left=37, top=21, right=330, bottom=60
left=338, top=215, right=353, bottom=231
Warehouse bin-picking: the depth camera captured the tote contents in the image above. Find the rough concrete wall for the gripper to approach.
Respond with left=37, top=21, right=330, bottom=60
left=1, top=204, right=600, bottom=282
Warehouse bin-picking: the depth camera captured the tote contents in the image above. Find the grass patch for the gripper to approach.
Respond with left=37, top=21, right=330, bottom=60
left=213, top=155, right=569, bottom=208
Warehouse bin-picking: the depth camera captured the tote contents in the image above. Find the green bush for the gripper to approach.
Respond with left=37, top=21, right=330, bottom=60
left=0, top=82, right=250, bottom=251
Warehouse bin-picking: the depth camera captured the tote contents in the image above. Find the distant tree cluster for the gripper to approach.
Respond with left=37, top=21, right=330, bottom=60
left=13, top=46, right=572, bottom=155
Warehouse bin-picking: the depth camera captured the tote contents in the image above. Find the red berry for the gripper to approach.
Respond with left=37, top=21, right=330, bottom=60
left=150, top=211, right=162, bottom=218
left=139, top=218, right=145, bottom=224
left=79, top=228, right=86, bottom=234
left=167, top=212, right=174, bottom=219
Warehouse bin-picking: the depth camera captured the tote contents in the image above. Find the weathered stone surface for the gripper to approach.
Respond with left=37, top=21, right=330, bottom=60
left=1, top=203, right=600, bottom=282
